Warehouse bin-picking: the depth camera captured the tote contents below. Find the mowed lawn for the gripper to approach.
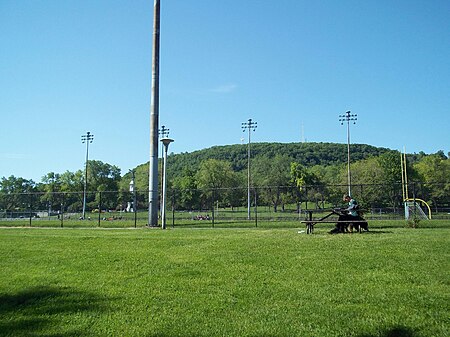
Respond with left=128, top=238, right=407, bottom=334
left=0, top=226, right=448, bottom=337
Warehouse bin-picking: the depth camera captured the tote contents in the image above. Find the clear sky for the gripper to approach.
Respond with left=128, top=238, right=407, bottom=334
left=1, top=0, right=449, bottom=182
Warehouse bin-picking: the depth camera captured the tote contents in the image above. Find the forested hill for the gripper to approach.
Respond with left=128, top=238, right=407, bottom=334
left=166, top=142, right=393, bottom=175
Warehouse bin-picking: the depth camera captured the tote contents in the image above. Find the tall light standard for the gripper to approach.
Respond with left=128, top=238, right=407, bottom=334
left=160, top=137, right=174, bottom=229
left=148, top=0, right=161, bottom=227
left=339, top=111, right=357, bottom=196
left=81, top=131, right=94, bottom=219
left=159, top=125, right=169, bottom=214
left=129, top=169, right=137, bottom=228
left=242, top=118, right=257, bottom=220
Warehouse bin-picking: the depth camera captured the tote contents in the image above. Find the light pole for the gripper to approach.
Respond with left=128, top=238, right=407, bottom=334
left=242, top=118, right=257, bottom=220
left=129, top=169, right=137, bottom=227
left=81, top=131, right=94, bottom=219
left=160, top=138, right=174, bottom=229
left=339, top=111, right=357, bottom=196
left=148, top=0, right=161, bottom=227
left=159, top=125, right=169, bottom=215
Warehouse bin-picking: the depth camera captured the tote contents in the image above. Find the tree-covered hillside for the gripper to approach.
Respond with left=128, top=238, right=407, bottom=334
left=167, top=142, right=393, bottom=178
left=2, top=142, right=448, bottom=213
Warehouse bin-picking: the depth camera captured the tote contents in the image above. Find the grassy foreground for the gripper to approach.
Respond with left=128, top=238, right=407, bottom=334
left=0, top=226, right=448, bottom=337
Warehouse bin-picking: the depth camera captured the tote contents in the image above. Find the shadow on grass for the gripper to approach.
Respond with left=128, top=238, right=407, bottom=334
left=323, top=230, right=393, bottom=235
left=361, top=230, right=394, bottom=235
left=0, top=286, right=112, bottom=337
left=357, top=325, right=418, bottom=337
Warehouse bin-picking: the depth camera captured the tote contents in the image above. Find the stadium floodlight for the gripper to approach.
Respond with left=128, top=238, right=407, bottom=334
left=159, top=125, right=170, bottom=139
left=160, top=138, right=174, bottom=229
left=159, top=125, right=170, bottom=213
left=81, top=131, right=94, bottom=219
left=129, top=169, right=137, bottom=228
left=242, top=118, right=257, bottom=220
left=339, top=111, right=357, bottom=196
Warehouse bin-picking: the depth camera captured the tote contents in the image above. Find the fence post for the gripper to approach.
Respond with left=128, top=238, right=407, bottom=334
left=28, top=203, right=32, bottom=227
left=134, top=192, right=137, bottom=228
left=97, top=191, right=102, bottom=227
left=305, top=186, right=308, bottom=210
left=171, top=190, right=175, bottom=228
left=60, top=194, right=64, bottom=228
left=211, top=189, right=215, bottom=228
left=254, top=188, right=258, bottom=228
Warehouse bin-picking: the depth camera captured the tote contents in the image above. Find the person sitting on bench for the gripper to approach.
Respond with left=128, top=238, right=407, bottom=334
left=330, top=194, right=359, bottom=233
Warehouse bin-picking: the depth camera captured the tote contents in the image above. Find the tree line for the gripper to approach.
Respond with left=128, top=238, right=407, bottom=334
left=1, top=143, right=449, bottom=213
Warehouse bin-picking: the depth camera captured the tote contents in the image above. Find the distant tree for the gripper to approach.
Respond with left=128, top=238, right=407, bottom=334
left=290, top=162, right=310, bottom=189
left=308, top=164, right=343, bottom=206
left=172, top=168, right=201, bottom=210
left=196, top=159, right=241, bottom=208
left=41, top=172, right=61, bottom=189
left=0, top=175, right=36, bottom=193
left=197, top=159, right=233, bottom=190
left=0, top=175, right=37, bottom=211
left=346, top=157, right=384, bottom=208
left=59, top=170, right=83, bottom=193
left=87, top=160, right=121, bottom=191
left=37, top=161, right=121, bottom=212
left=39, top=172, right=62, bottom=212
left=377, top=151, right=403, bottom=209
left=414, top=155, right=450, bottom=210
left=58, top=170, right=84, bottom=212
left=253, top=155, right=291, bottom=212
left=434, top=150, right=448, bottom=160
left=86, top=160, right=121, bottom=210
left=290, top=162, right=328, bottom=209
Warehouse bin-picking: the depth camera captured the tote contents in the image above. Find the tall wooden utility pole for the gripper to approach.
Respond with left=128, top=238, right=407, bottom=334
left=148, top=0, right=161, bottom=226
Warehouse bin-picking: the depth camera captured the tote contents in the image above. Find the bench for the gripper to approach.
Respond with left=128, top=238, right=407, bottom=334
left=300, top=210, right=368, bottom=234
left=300, top=220, right=369, bottom=234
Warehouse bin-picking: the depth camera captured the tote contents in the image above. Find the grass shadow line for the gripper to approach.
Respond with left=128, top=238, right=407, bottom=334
left=357, top=325, right=418, bottom=337
left=0, top=285, right=114, bottom=337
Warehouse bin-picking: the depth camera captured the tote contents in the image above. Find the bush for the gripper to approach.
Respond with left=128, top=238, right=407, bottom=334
left=406, top=216, right=421, bottom=228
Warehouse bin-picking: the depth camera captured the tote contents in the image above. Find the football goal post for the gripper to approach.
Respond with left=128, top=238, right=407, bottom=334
left=404, top=200, right=430, bottom=220
left=401, top=149, right=431, bottom=220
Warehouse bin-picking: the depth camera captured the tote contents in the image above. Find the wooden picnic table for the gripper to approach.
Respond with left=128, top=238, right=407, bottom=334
left=301, top=209, right=368, bottom=234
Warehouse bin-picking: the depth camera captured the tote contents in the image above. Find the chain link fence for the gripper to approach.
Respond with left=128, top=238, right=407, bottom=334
left=1, top=182, right=449, bottom=228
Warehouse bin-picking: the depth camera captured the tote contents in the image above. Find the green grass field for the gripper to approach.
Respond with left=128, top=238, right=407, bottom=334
left=0, top=225, right=448, bottom=336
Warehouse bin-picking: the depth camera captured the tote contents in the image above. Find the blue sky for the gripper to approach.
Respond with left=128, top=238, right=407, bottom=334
left=1, top=0, right=449, bottom=182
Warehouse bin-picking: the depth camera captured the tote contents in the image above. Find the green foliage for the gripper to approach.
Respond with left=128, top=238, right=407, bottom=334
left=196, top=159, right=244, bottom=208
left=406, top=216, right=421, bottom=228
left=196, top=159, right=234, bottom=189
left=290, top=162, right=309, bottom=189
left=0, top=175, right=36, bottom=194
left=166, top=142, right=392, bottom=179
left=252, top=155, right=292, bottom=212
left=0, top=176, right=37, bottom=211
left=86, top=160, right=121, bottom=209
left=161, top=142, right=403, bottom=211
left=349, top=157, right=384, bottom=206
left=289, top=162, right=332, bottom=209
left=172, top=167, right=201, bottom=210
left=87, top=160, right=121, bottom=191
left=414, top=154, right=450, bottom=207
left=2, top=143, right=449, bottom=214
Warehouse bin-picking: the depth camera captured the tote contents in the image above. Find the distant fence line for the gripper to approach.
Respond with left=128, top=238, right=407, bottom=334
left=0, top=182, right=449, bottom=227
